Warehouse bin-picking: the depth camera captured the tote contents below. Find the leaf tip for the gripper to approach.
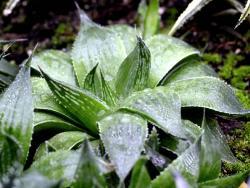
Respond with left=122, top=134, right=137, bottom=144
left=74, top=2, right=94, bottom=26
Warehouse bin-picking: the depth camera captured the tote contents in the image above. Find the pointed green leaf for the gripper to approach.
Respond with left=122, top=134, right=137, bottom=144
left=30, top=150, right=79, bottom=187
left=161, top=57, right=217, bottom=85
left=99, top=112, right=147, bottom=180
left=72, top=140, right=107, bottom=188
left=145, top=128, right=168, bottom=170
left=151, top=170, right=175, bottom=188
left=32, top=77, right=78, bottom=124
left=129, top=158, right=151, bottom=188
left=34, top=142, right=50, bottom=161
left=0, top=134, right=22, bottom=175
left=146, top=127, right=160, bottom=151
left=143, top=0, right=160, bottom=39
left=166, top=77, right=250, bottom=115
left=199, top=170, right=250, bottom=188
left=152, top=139, right=201, bottom=187
left=83, top=64, right=102, bottom=97
left=46, top=131, right=89, bottom=151
left=198, top=113, right=221, bottom=182
left=31, top=50, right=77, bottom=85
left=34, top=111, right=82, bottom=133
left=115, top=37, right=151, bottom=98
left=0, top=62, right=33, bottom=174
left=40, top=70, right=110, bottom=135
left=120, top=88, right=188, bottom=139
left=236, top=0, right=250, bottom=27
left=71, top=10, right=128, bottom=87
left=145, top=35, right=200, bottom=86
left=182, top=120, right=202, bottom=142
left=100, top=71, right=118, bottom=106
left=202, top=118, right=236, bottom=163
left=161, top=134, right=190, bottom=156
left=161, top=120, right=201, bottom=156
left=84, top=66, right=117, bottom=106
left=168, top=0, right=214, bottom=35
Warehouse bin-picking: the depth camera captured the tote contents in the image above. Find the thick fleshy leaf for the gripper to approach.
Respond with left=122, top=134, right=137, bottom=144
left=71, top=9, right=127, bottom=87
left=40, top=70, right=110, bottom=135
left=120, top=88, right=188, bottom=138
left=99, top=112, right=148, bottom=180
left=34, top=112, right=81, bottom=133
left=236, top=0, right=250, bottom=27
left=34, top=142, right=50, bottom=160
left=0, top=73, right=12, bottom=92
left=31, top=50, right=77, bottom=85
left=108, top=25, right=137, bottom=54
left=3, top=0, right=21, bottom=16
left=160, top=120, right=201, bottom=156
left=166, top=77, right=250, bottom=115
left=129, top=158, right=151, bottom=188
left=0, top=72, right=12, bottom=85
left=172, top=171, right=193, bottom=188
left=152, top=170, right=175, bottom=188
left=137, top=0, right=147, bottom=30
left=72, top=140, right=107, bottom=188
left=143, top=0, right=160, bottom=39
left=29, top=150, right=79, bottom=187
left=115, top=37, right=151, bottom=98
left=168, top=0, right=214, bottom=35
left=161, top=134, right=190, bottom=156
left=202, top=118, right=236, bottom=162
left=0, top=171, right=61, bottom=188
left=161, top=57, right=217, bottom=85
left=84, top=66, right=117, bottom=106
left=45, top=131, right=89, bottom=151
left=0, top=58, right=18, bottom=77
left=152, top=139, right=201, bottom=187
left=199, top=170, right=250, bottom=188
left=0, top=58, right=18, bottom=93
left=0, top=134, right=21, bottom=175
left=16, top=171, right=62, bottom=188
left=182, top=120, right=202, bottom=142
left=198, top=113, right=221, bottom=182
left=100, top=71, right=118, bottom=106
left=145, top=35, right=200, bottom=86
left=0, top=61, right=33, bottom=174
left=83, top=64, right=102, bottom=97
left=32, top=77, right=77, bottom=124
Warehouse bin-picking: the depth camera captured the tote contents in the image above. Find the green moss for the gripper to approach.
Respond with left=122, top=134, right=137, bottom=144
left=51, top=23, right=75, bottom=48
left=219, top=53, right=244, bottom=80
left=204, top=52, right=248, bottom=90
left=223, top=122, right=250, bottom=175
left=203, top=53, right=222, bottom=64
left=235, top=89, right=250, bottom=109
left=231, top=66, right=250, bottom=90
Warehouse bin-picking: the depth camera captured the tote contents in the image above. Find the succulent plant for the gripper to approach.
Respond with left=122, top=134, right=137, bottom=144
left=0, top=1, right=249, bottom=188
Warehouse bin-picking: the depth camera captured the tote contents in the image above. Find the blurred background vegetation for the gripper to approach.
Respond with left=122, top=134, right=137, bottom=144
left=0, top=0, right=249, bottom=175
